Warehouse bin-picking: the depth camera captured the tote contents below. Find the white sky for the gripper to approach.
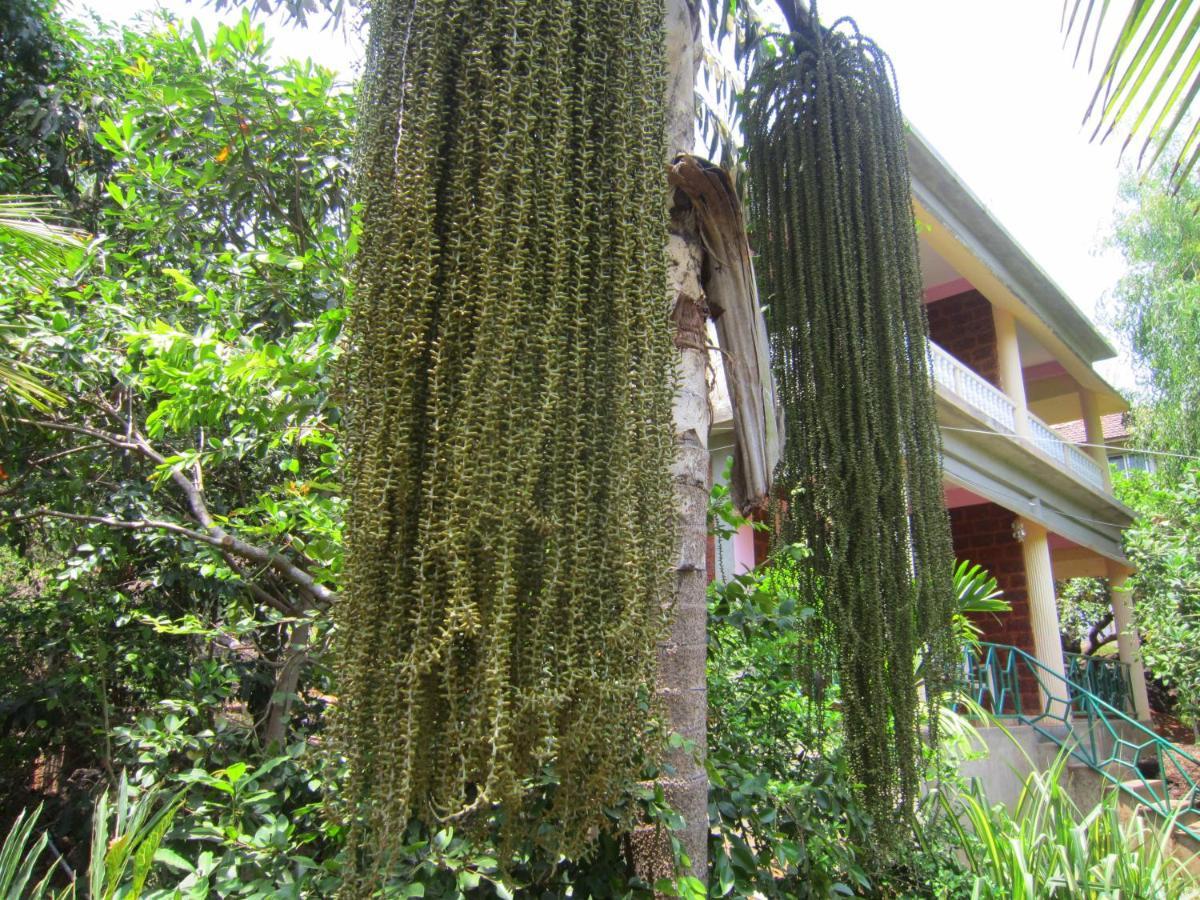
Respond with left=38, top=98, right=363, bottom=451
left=88, top=0, right=1136, bottom=388
left=820, top=0, right=1133, bottom=390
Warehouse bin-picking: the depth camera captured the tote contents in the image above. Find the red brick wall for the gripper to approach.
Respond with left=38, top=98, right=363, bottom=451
left=926, top=290, right=1000, bottom=387
left=950, top=502, right=1042, bottom=714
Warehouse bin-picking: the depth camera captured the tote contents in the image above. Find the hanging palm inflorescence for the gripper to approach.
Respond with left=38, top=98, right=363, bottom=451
left=744, top=7, right=957, bottom=826
left=335, top=0, right=674, bottom=878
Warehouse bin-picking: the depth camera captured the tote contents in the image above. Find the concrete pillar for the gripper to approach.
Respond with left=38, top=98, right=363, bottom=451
left=993, top=307, right=1030, bottom=437
left=1107, top=562, right=1153, bottom=722
left=1019, top=518, right=1070, bottom=718
left=1079, top=389, right=1113, bottom=491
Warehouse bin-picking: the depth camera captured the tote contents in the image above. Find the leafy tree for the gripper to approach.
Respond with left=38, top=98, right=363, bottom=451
left=1118, top=465, right=1200, bottom=740
left=1110, top=167, right=1200, bottom=459
left=1109, top=163, right=1200, bottom=738
left=1056, top=576, right=1116, bottom=655
left=0, top=0, right=101, bottom=197
left=0, top=10, right=353, bottom=866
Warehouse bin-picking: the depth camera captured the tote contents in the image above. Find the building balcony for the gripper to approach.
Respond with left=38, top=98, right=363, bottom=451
left=929, top=340, right=1106, bottom=494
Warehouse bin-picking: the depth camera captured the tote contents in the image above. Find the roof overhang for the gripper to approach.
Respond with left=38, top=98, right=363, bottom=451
left=907, top=127, right=1125, bottom=411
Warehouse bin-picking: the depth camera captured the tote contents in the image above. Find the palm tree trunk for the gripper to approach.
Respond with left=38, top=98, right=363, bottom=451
left=630, top=0, right=710, bottom=884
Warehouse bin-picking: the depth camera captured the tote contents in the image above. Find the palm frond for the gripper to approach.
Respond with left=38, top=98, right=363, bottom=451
left=0, top=195, right=84, bottom=412
left=0, top=360, right=65, bottom=412
left=1064, top=0, right=1200, bottom=189
left=0, top=195, right=88, bottom=287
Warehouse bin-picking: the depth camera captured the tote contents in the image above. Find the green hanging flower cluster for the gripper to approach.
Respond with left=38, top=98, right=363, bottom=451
left=744, top=10, right=957, bottom=823
left=335, top=0, right=674, bottom=873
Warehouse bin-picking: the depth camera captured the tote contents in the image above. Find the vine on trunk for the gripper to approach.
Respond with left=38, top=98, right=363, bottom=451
left=335, top=0, right=674, bottom=879
left=744, top=7, right=957, bottom=827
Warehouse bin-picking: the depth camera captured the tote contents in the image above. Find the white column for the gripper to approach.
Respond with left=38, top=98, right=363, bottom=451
left=1019, top=518, right=1070, bottom=718
left=1079, top=389, right=1113, bottom=491
left=1107, top=562, right=1153, bottom=722
left=993, top=307, right=1030, bottom=437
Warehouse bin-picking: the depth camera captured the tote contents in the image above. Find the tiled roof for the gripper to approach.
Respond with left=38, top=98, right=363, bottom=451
left=1052, top=412, right=1129, bottom=444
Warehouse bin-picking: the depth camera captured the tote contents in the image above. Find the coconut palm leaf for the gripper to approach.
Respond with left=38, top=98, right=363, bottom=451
left=0, top=195, right=85, bottom=411
left=1064, top=0, right=1200, bottom=188
left=0, top=195, right=87, bottom=286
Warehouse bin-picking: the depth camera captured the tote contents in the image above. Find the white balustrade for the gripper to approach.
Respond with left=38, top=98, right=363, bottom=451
left=1062, top=436, right=1106, bottom=490
left=1029, top=416, right=1066, bottom=464
left=928, top=342, right=1016, bottom=432
left=1030, top=412, right=1106, bottom=490
left=928, top=341, right=1108, bottom=493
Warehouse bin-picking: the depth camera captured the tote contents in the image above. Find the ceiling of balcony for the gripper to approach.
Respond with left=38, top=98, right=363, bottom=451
left=918, top=239, right=960, bottom=292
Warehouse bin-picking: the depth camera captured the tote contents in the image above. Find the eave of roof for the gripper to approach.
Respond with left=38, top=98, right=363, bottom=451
left=906, top=126, right=1116, bottom=365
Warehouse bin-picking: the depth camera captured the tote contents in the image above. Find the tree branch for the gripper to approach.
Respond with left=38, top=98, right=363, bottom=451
left=780, top=0, right=812, bottom=35
left=5, top=509, right=335, bottom=607
left=14, top=417, right=139, bottom=453
left=30, top=442, right=107, bottom=467
left=16, top=405, right=336, bottom=608
left=1086, top=610, right=1116, bottom=655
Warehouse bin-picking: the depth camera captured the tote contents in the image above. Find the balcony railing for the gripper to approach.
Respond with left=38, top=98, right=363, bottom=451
left=929, top=342, right=1106, bottom=492
left=928, top=342, right=1016, bottom=431
left=1029, top=417, right=1106, bottom=490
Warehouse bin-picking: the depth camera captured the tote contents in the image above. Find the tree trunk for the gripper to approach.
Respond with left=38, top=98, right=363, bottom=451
left=630, top=0, right=710, bottom=885
left=262, top=620, right=309, bottom=750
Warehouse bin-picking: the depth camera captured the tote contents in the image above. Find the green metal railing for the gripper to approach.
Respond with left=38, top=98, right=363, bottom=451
left=962, top=641, right=1025, bottom=716
left=963, top=642, right=1200, bottom=842
left=1064, top=650, right=1133, bottom=715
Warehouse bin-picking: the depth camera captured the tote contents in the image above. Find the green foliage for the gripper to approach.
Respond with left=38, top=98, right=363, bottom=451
left=0, top=0, right=102, bottom=198
left=1, top=776, right=184, bottom=900
left=0, top=7, right=351, bottom=874
left=938, top=748, right=1198, bottom=898
left=1110, top=167, right=1200, bottom=461
left=0, top=805, right=60, bottom=899
left=336, top=0, right=675, bottom=877
left=1107, top=132, right=1200, bottom=732
left=744, top=8, right=957, bottom=828
left=87, top=774, right=183, bottom=900
left=1117, top=464, right=1200, bottom=734
left=1056, top=577, right=1114, bottom=654
left=705, top=533, right=976, bottom=898
left=952, top=560, right=1009, bottom=652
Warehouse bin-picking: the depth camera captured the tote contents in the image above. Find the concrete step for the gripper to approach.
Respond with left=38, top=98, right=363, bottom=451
left=1119, top=777, right=1168, bottom=807
left=1038, top=724, right=1073, bottom=743
left=1032, top=737, right=1091, bottom=772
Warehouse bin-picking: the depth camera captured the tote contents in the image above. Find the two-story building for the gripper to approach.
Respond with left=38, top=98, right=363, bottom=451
left=710, top=127, right=1152, bottom=724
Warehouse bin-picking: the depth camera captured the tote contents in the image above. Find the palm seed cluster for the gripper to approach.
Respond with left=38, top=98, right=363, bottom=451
left=744, top=12, right=958, bottom=826
left=335, top=0, right=675, bottom=876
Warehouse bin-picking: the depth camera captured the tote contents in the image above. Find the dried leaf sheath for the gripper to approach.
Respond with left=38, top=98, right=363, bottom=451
left=745, top=12, right=957, bottom=825
left=336, top=0, right=674, bottom=873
